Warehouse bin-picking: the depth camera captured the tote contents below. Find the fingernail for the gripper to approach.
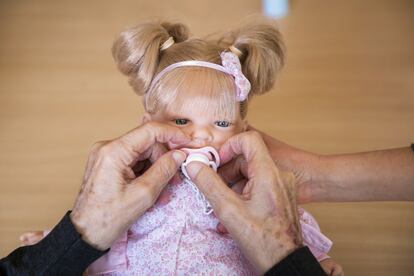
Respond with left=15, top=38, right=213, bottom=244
left=187, top=162, right=202, bottom=179
left=172, top=150, right=186, bottom=164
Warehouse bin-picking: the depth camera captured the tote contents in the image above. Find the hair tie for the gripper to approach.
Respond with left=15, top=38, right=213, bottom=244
left=229, top=45, right=242, bottom=57
left=160, top=37, right=174, bottom=51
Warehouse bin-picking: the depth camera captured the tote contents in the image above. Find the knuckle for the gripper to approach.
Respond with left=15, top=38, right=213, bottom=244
left=90, top=141, right=106, bottom=154
left=141, top=121, right=169, bottom=144
left=97, top=143, right=113, bottom=156
left=145, top=121, right=158, bottom=128
left=95, top=143, right=117, bottom=164
left=155, top=155, right=177, bottom=180
left=137, top=122, right=153, bottom=138
left=143, top=121, right=161, bottom=132
left=161, top=162, right=176, bottom=180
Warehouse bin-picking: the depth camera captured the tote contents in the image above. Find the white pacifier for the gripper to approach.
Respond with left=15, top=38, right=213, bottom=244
left=180, top=146, right=220, bottom=215
left=181, top=146, right=220, bottom=179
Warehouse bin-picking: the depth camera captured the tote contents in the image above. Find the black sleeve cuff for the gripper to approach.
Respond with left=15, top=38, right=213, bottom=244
left=411, top=143, right=414, bottom=152
left=0, top=211, right=108, bottom=276
left=264, top=246, right=326, bottom=276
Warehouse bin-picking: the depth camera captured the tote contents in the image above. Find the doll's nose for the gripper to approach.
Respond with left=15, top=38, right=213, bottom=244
left=190, top=127, right=213, bottom=146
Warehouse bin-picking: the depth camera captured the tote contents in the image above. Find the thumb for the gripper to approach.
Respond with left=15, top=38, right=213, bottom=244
left=148, top=142, right=169, bottom=163
left=133, top=150, right=186, bottom=198
left=187, top=161, right=240, bottom=218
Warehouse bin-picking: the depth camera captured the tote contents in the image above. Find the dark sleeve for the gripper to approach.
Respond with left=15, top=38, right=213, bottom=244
left=411, top=143, right=414, bottom=152
left=264, top=246, right=326, bottom=276
left=0, top=211, right=108, bottom=276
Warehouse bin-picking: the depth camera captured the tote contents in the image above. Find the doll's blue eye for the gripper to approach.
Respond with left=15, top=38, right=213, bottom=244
left=174, top=119, right=188, bottom=125
left=215, top=121, right=231, bottom=128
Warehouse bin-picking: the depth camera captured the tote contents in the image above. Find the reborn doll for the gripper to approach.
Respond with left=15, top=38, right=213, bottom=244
left=21, top=19, right=344, bottom=276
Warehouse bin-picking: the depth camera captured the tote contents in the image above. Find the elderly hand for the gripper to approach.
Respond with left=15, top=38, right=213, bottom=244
left=219, top=126, right=323, bottom=204
left=70, top=122, right=189, bottom=250
left=186, top=131, right=303, bottom=274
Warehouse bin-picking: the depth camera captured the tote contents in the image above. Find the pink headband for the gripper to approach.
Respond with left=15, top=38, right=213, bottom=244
left=146, top=51, right=251, bottom=102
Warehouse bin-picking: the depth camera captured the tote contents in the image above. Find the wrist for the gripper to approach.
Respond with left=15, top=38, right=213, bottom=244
left=249, top=218, right=302, bottom=274
left=310, top=153, right=353, bottom=202
left=291, top=150, right=328, bottom=203
left=70, top=210, right=110, bottom=251
left=306, top=154, right=331, bottom=202
left=258, top=236, right=301, bottom=274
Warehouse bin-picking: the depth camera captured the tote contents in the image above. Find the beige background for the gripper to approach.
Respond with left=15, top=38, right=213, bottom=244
left=0, top=0, right=413, bottom=275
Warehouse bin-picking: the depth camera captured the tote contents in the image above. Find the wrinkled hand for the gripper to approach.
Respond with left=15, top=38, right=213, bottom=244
left=220, top=126, right=323, bottom=204
left=70, top=122, right=189, bottom=250
left=186, top=131, right=302, bottom=274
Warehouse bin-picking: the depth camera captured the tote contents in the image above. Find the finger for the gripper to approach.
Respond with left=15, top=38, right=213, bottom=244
left=82, top=141, right=107, bottom=183
left=248, top=125, right=302, bottom=162
left=231, top=179, right=249, bottom=198
left=133, top=141, right=169, bottom=164
left=131, top=142, right=168, bottom=177
left=20, top=239, right=40, bottom=246
left=148, top=142, right=169, bottom=163
left=219, top=131, right=276, bottom=186
left=113, top=122, right=190, bottom=166
left=186, top=161, right=241, bottom=219
left=218, top=155, right=248, bottom=184
left=131, top=150, right=186, bottom=204
left=219, top=131, right=273, bottom=168
left=19, top=231, right=43, bottom=240
left=19, top=231, right=44, bottom=245
left=215, top=178, right=247, bottom=235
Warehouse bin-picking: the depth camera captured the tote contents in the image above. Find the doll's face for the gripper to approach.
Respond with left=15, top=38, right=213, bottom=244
left=147, top=95, right=246, bottom=151
left=144, top=68, right=247, bottom=151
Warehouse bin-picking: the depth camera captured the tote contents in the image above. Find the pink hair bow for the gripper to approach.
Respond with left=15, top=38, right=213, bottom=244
left=220, top=51, right=251, bottom=102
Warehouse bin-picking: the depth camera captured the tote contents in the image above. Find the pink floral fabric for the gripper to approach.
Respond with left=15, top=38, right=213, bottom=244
left=87, top=177, right=332, bottom=275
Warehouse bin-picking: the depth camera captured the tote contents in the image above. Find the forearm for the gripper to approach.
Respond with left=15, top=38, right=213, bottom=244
left=314, top=146, right=414, bottom=202
left=0, top=212, right=107, bottom=275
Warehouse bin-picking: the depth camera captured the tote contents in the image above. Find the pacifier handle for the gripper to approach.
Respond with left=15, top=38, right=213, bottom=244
left=179, top=147, right=220, bottom=215
left=180, top=147, right=220, bottom=179
left=181, top=153, right=216, bottom=179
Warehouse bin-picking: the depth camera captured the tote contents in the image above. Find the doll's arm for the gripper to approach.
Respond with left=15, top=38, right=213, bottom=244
left=19, top=230, right=49, bottom=246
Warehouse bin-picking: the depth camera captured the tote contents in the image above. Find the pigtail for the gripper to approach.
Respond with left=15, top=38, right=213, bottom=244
left=112, top=21, right=189, bottom=95
left=218, top=18, right=285, bottom=96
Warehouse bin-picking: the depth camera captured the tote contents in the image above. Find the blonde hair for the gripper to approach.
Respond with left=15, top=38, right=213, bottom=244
left=112, top=18, right=285, bottom=120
